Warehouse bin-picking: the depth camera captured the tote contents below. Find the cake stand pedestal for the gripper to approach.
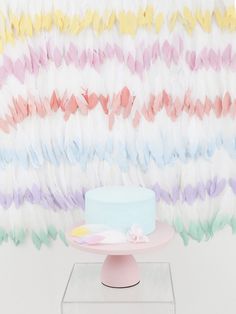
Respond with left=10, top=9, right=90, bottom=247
left=68, top=221, right=174, bottom=288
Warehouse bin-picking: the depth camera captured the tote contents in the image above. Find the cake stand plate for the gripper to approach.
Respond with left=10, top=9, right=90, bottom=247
left=68, top=221, right=175, bottom=288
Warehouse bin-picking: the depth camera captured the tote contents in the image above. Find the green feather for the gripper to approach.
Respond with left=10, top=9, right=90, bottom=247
left=8, top=230, right=13, bottom=242
left=14, top=229, right=26, bottom=245
left=18, top=229, right=26, bottom=244
left=4, top=232, right=8, bottom=242
left=212, top=216, right=230, bottom=234
left=174, top=217, right=184, bottom=233
left=31, top=231, right=42, bottom=250
left=188, top=222, right=204, bottom=242
left=231, top=217, right=236, bottom=234
left=47, top=225, right=58, bottom=240
left=38, top=230, right=50, bottom=246
left=58, top=230, right=68, bottom=246
left=0, top=227, right=6, bottom=244
left=180, top=231, right=189, bottom=245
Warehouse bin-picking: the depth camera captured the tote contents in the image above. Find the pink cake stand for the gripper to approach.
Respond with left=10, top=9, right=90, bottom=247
left=68, top=221, right=175, bottom=288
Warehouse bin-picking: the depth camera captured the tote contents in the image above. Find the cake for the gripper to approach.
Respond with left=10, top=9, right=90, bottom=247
left=85, top=186, right=156, bottom=235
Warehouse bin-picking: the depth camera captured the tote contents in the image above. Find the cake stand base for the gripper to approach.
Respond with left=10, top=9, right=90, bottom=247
left=69, top=222, right=175, bottom=289
left=101, top=255, right=140, bottom=288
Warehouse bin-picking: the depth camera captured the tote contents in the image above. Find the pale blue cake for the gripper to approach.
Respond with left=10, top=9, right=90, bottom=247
left=85, top=186, right=156, bottom=235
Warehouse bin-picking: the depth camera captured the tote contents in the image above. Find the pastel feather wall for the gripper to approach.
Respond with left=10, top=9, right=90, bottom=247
left=0, top=0, right=235, bottom=248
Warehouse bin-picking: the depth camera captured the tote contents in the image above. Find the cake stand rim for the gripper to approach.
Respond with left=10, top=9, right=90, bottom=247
left=68, top=221, right=175, bottom=255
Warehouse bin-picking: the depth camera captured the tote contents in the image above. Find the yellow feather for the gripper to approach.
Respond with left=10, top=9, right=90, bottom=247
left=107, top=12, right=115, bottom=29
left=0, top=11, right=6, bottom=42
left=126, top=11, right=137, bottom=35
left=214, top=9, right=224, bottom=28
left=42, top=13, right=52, bottom=31
left=145, top=5, right=154, bottom=27
left=204, top=10, right=211, bottom=32
left=117, top=11, right=126, bottom=33
left=195, top=9, right=211, bottom=32
left=9, top=11, right=19, bottom=35
left=0, top=39, right=3, bottom=53
left=5, top=30, right=14, bottom=44
left=226, top=6, right=236, bottom=31
left=32, top=14, right=42, bottom=33
left=195, top=9, right=203, bottom=27
left=0, top=7, right=234, bottom=41
left=62, top=15, right=70, bottom=32
left=183, top=6, right=196, bottom=33
left=20, top=14, right=33, bottom=36
left=69, top=15, right=81, bottom=34
left=81, top=10, right=94, bottom=28
left=155, top=13, right=164, bottom=32
left=137, top=8, right=146, bottom=26
left=54, top=10, right=64, bottom=31
left=92, top=11, right=101, bottom=33
left=168, top=11, right=178, bottom=31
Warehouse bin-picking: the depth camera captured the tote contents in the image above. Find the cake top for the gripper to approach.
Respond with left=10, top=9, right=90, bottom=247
left=85, top=186, right=155, bottom=203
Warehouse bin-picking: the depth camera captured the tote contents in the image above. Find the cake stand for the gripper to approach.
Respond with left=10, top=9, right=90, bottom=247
left=68, top=221, right=175, bottom=288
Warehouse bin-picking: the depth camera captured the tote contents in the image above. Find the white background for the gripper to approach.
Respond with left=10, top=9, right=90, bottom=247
left=0, top=227, right=236, bottom=314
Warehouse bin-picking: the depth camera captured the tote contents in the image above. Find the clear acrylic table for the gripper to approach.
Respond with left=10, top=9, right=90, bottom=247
left=61, top=262, right=176, bottom=314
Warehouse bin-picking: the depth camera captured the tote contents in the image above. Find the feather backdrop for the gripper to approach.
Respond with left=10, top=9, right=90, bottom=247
left=0, top=0, right=235, bottom=248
